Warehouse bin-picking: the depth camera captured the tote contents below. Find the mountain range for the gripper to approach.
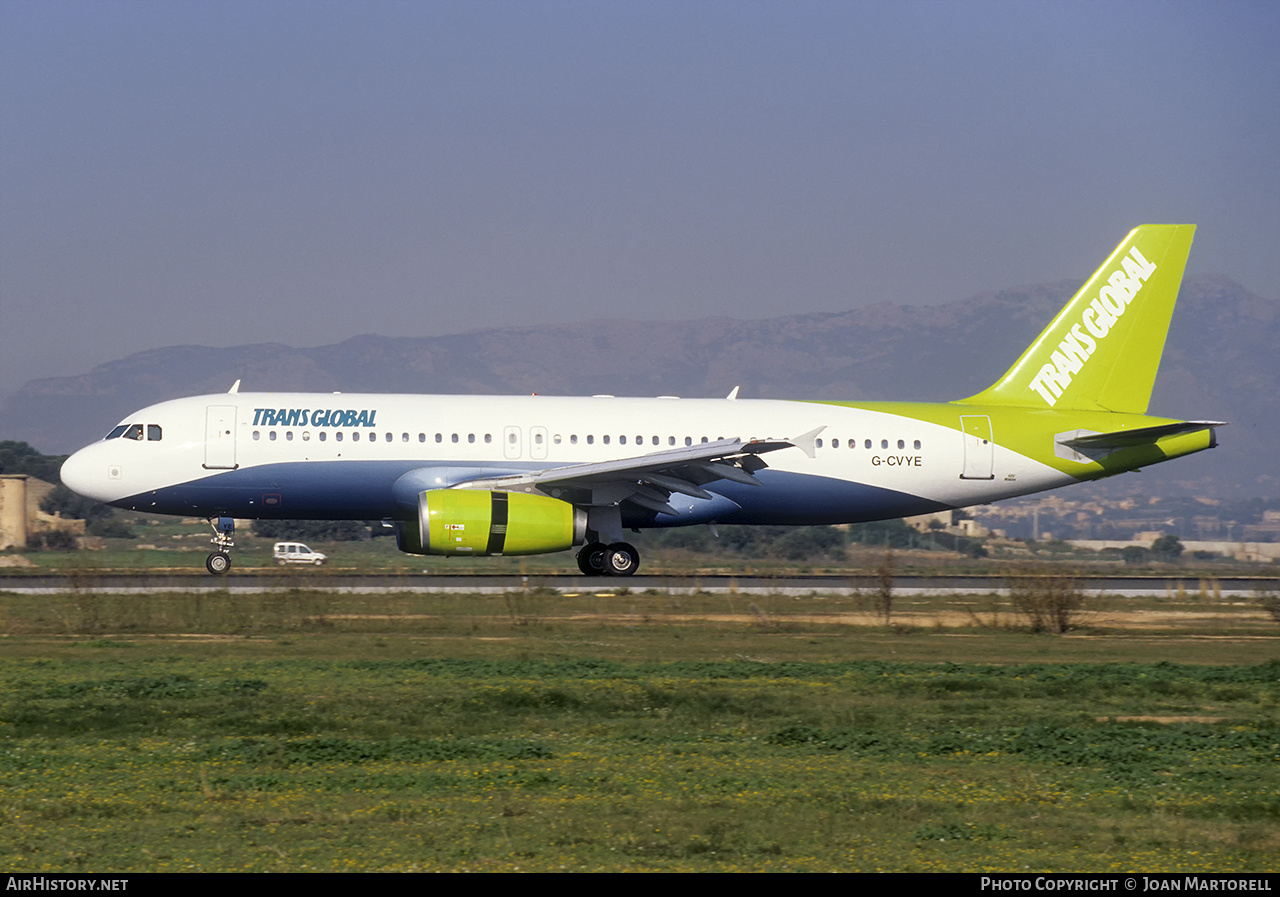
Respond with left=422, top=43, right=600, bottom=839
left=3, top=274, right=1276, bottom=497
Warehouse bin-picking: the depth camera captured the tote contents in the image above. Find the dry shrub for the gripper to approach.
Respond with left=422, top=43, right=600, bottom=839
left=1006, top=566, right=1086, bottom=633
left=1256, top=586, right=1280, bottom=625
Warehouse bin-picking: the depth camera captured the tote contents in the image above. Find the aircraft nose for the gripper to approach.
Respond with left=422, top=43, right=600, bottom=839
left=60, top=446, right=112, bottom=503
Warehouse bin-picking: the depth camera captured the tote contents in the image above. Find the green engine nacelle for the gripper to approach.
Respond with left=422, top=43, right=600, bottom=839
left=398, top=489, right=586, bottom=557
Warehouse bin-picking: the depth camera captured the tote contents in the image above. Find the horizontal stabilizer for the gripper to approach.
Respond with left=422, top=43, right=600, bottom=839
left=1059, top=421, right=1226, bottom=449
left=1055, top=420, right=1224, bottom=463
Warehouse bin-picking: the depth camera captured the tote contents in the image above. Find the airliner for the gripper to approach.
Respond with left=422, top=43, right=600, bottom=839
left=61, top=225, right=1222, bottom=576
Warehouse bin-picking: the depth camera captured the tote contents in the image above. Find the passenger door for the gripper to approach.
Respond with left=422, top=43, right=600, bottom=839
left=959, top=415, right=994, bottom=480
left=204, top=405, right=238, bottom=470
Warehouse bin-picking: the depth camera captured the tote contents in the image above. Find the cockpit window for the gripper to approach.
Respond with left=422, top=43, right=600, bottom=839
left=105, top=422, right=160, bottom=441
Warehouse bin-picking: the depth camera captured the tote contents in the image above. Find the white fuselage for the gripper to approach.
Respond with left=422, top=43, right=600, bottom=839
left=60, top=392, right=1070, bottom=525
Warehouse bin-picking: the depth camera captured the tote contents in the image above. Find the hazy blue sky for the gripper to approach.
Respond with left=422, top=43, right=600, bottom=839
left=3, top=0, right=1277, bottom=400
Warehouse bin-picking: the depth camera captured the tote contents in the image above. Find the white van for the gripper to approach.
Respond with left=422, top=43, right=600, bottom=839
left=272, top=542, right=327, bottom=566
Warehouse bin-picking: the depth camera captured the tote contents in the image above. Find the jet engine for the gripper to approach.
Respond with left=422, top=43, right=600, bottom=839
left=396, top=489, right=586, bottom=557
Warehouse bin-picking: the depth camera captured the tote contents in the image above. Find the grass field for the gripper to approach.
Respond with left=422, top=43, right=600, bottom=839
left=1, top=585, right=1277, bottom=872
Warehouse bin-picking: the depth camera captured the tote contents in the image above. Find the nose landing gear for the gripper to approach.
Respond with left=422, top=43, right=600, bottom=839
left=205, top=516, right=235, bottom=575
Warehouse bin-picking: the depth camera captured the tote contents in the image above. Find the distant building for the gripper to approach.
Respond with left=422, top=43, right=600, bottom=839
left=904, top=510, right=989, bottom=539
left=0, top=475, right=85, bottom=550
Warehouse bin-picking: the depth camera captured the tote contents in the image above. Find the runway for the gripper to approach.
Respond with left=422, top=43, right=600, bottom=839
left=1, top=571, right=1273, bottom=598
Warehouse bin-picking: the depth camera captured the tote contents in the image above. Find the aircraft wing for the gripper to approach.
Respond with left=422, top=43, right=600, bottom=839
left=452, top=428, right=823, bottom=517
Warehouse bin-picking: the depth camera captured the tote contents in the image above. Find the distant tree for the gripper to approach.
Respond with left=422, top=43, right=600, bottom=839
left=772, top=526, right=846, bottom=561
left=38, top=483, right=134, bottom=538
left=27, top=530, right=78, bottom=551
left=1121, top=546, right=1149, bottom=565
left=0, top=441, right=66, bottom=483
left=632, top=527, right=711, bottom=553
left=39, top=484, right=99, bottom=521
left=1150, top=534, right=1184, bottom=561
left=251, top=519, right=371, bottom=542
left=848, top=519, right=917, bottom=549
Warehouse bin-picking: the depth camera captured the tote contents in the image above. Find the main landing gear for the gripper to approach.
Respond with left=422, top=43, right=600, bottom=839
left=576, top=541, right=640, bottom=577
left=205, top=516, right=235, bottom=575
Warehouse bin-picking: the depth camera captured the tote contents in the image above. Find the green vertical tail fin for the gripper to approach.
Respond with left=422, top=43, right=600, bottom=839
left=960, top=224, right=1196, bottom=413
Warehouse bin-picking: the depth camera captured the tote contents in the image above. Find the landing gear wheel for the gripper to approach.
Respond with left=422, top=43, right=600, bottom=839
left=577, top=542, right=608, bottom=576
left=205, top=517, right=235, bottom=576
left=604, top=542, right=639, bottom=577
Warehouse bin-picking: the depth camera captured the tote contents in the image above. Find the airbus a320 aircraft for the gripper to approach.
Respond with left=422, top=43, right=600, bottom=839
left=61, top=225, right=1222, bottom=576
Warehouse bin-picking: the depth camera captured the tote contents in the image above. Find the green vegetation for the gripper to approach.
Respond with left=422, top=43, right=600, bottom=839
left=1151, top=534, right=1185, bottom=562
left=0, top=586, right=1276, bottom=871
left=37, top=484, right=135, bottom=540
left=0, top=440, right=66, bottom=482
left=0, top=441, right=134, bottom=541
left=249, top=519, right=383, bottom=542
